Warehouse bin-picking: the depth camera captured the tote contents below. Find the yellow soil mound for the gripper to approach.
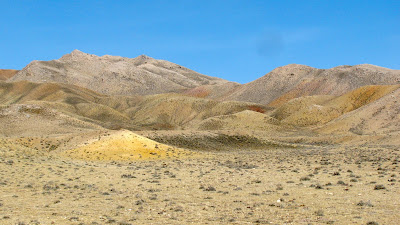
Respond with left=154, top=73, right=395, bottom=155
left=63, top=130, right=198, bottom=161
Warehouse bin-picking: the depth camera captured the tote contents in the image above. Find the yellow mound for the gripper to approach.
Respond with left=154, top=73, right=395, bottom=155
left=63, top=130, right=198, bottom=161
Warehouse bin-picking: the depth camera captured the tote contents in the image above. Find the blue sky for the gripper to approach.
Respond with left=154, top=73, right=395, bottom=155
left=0, top=0, right=399, bottom=83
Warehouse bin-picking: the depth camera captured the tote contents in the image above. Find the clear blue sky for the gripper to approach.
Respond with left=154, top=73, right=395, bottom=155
left=1, top=0, right=399, bottom=83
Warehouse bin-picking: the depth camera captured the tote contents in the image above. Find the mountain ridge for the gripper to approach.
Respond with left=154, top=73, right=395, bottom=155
left=9, top=50, right=236, bottom=96
left=6, top=50, right=400, bottom=108
left=223, top=63, right=400, bottom=105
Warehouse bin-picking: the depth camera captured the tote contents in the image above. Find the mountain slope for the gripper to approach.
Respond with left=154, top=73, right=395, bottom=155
left=0, top=81, right=269, bottom=130
left=196, top=110, right=283, bottom=132
left=0, top=69, right=19, bottom=81
left=318, top=87, right=400, bottom=135
left=271, top=85, right=400, bottom=127
left=0, top=104, right=102, bottom=137
left=9, top=50, right=236, bottom=96
left=123, top=93, right=271, bottom=130
left=0, top=81, right=141, bottom=129
left=225, top=64, right=400, bottom=105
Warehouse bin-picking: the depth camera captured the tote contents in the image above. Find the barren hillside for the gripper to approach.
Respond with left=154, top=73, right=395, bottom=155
left=0, top=69, right=19, bottom=81
left=318, top=87, right=400, bottom=136
left=9, top=50, right=237, bottom=96
left=0, top=104, right=102, bottom=137
left=225, top=64, right=400, bottom=105
left=271, top=85, right=400, bottom=126
left=0, top=81, right=270, bottom=131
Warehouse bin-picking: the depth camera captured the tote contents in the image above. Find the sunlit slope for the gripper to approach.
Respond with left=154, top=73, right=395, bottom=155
left=125, top=93, right=270, bottom=129
left=0, top=81, right=269, bottom=130
left=63, top=130, right=198, bottom=161
left=0, top=81, right=140, bottom=129
left=196, top=110, right=283, bottom=132
left=9, top=50, right=234, bottom=96
left=0, top=69, right=19, bottom=81
left=0, top=104, right=102, bottom=137
left=225, top=64, right=400, bottom=105
left=318, top=87, right=400, bottom=135
left=271, top=85, right=400, bottom=126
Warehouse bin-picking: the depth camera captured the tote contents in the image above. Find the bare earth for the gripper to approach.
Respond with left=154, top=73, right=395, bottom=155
left=1, top=51, right=400, bottom=224
left=0, top=143, right=398, bottom=224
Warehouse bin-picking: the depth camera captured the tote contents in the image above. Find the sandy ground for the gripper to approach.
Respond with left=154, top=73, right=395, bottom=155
left=0, top=144, right=399, bottom=225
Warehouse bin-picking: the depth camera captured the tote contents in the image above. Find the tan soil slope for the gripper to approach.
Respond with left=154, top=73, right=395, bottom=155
left=196, top=110, right=283, bottom=132
left=9, top=50, right=236, bottom=96
left=63, top=130, right=198, bottom=161
left=0, top=104, right=195, bottom=161
left=0, top=81, right=269, bottom=130
left=270, top=95, right=335, bottom=121
left=0, top=80, right=106, bottom=104
left=183, top=82, right=241, bottom=100
left=271, top=85, right=400, bottom=126
left=0, top=81, right=139, bottom=129
left=0, top=104, right=102, bottom=137
left=225, top=64, right=400, bottom=105
left=126, top=93, right=270, bottom=130
left=318, top=87, right=400, bottom=136
left=0, top=69, right=19, bottom=81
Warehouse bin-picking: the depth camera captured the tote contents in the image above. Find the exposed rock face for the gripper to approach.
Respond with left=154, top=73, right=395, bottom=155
left=9, top=50, right=234, bottom=96
left=224, top=64, right=400, bottom=105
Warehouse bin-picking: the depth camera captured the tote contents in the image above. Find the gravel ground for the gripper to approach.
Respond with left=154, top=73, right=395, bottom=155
left=0, top=145, right=399, bottom=224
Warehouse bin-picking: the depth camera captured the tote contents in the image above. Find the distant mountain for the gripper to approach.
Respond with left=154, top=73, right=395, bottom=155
left=9, top=50, right=235, bottom=96
left=11, top=51, right=399, bottom=106
left=0, top=69, right=19, bottom=81
left=224, top=64, right=400, bottom=106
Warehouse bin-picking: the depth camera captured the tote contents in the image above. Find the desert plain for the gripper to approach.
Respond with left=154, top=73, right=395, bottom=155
left=0, top=51, right=399, bottom=224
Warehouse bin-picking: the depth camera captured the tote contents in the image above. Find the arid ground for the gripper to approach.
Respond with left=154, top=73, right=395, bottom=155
left=1, top=51, right=399, bottom=224
left=1, top=140, right=399, bottom=224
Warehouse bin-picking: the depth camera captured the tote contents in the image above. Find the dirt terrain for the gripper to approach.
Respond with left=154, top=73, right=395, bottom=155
left=0, top=142, right=398, bottom=224
left=0, top=69, right=18, bottom=81
left=1, top=51, right=399, bottom=224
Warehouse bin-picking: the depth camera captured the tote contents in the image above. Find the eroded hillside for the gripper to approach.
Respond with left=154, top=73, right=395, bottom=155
left=9, top=50, right=237, bottom=96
